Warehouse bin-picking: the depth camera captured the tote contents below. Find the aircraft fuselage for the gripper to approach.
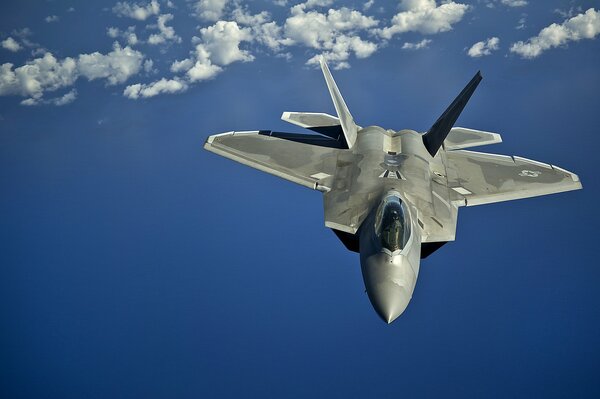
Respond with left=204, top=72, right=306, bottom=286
left=347, top=127, right=429, bottom=322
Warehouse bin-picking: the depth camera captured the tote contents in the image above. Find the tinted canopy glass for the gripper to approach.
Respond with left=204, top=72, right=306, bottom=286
left=375, top=196, right=411, bottom=252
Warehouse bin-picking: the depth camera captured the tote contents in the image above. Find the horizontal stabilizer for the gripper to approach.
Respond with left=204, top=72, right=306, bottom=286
left=281, top=112, right=347, bottom=146
left=281, top=112, right=340, bottom=129
left=444, top=127, right=502, bottom=150
left=423, top=71, right=482, bottom=157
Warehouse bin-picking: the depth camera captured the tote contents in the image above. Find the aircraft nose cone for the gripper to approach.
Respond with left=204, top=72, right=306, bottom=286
left=368, top=281, right=411, bottom=324
left=360, top=252, right=416, bottom=323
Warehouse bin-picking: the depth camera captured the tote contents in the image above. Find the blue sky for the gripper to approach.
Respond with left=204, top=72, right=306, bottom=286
left=1, top=0, right=599, bottom=398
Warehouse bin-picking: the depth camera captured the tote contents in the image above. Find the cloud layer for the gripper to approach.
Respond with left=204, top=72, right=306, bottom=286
left=1, top=1, right=598, bottom=105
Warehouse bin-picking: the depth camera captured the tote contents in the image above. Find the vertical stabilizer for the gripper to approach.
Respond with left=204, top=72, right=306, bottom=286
left=319, top=58, right=358, bottom=149
left=422, top=71, right=482, bottom=157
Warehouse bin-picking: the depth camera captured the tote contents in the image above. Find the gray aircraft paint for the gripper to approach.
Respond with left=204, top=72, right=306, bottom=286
left=204, top=59, right=582, bottom=323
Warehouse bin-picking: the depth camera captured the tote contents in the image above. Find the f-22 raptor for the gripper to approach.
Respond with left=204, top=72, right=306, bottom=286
left=204, top=59, right=582, bottom=323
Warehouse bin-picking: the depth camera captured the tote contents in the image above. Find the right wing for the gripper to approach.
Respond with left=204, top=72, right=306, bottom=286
left=446, top=150, right=582, bottom=206
left=204, top=130, right=340, bottom=191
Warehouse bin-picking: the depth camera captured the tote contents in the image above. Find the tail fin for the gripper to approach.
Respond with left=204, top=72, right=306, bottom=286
left=422, top=71, right=482, bottom=157
left=319, top=58, right=358, bottom=149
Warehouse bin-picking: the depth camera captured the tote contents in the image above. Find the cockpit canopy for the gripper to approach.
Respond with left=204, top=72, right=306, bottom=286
left=374, top=195, right=411, bottom=252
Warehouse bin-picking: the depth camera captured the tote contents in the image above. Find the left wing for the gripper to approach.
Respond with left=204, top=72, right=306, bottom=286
left=204, top=130, right=340, bottom=191
left=446, top=150, right=582, bottom=206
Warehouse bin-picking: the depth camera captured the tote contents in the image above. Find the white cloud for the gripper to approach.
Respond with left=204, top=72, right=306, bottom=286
left=67, top=7, right=75, bottom=12
left=52, top=89, right=77, bottom=105
left=283, top=6, right=379, bottom=68
left=299, top=0, right=333, bottom=9
left=113, top=0, right=160, bottom=20
left=469, top=37, right=499, bottom=57
left=143, top=59, right=155, bottom=73
left=467, top=37, right=499, bottom=57
left=192, top=0, right=229, bottom=22
left=170, top=58, right=194, bottom=73
left=554, top=7, right=583, bottom=19
left=198, top=20, right=254, bottom=65
left=20, top=89, right=77, bottom=107
left=377, top=0, right=469, bottom=39
left=186, top=59, right=223, bottom=82
left=2, top=37, right=22, bottom=52
left=510, top=8, right=600, bottom=59
left=123, top=78, right=188, bottom=98
left=326, top=8, right=379, bottom=31
left=107, top=27, right=119, bottom=38
left=20, top=98, right=37, bottom=106
left=231, top=3, right=381, bottom=69
left=402, top=38, right=431, bottom=50
left=147, top=14, right=181, bottom=45
left=131, top=19, right=252, bottom=98
left=45, top=15, right=60, bottom=23
left=155, top=20, right=250, bottom=92
left=77, top=42, right=145, bottom=85
left=306, top=34, right=377, bottom=69
left=2, top=0, right=468, bottom=102
left=231, top=6, right=286, bottom=52
left=22, top=89, right=78, bottom=106
left=284, top=5, right=377, bottom=47
left=107, top=26, right=139, bottom=46
left=500, top=0, right=527, bottom=7
left=12, top=28, right=33, bottom=39
left=147, top=35, right=163, bottom=44
left=0, top=53, right=78, bottom=99
left=0, top=42, right=145, bottom=105
left=10, top=28, right=41, bottom=51
left=231, top=7, right=271, bottom=26
left=253, top=21, right=286, bottom=52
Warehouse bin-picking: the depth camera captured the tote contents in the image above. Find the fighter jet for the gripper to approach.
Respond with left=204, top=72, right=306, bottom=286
left=204, top=59, right=582, bottom=323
